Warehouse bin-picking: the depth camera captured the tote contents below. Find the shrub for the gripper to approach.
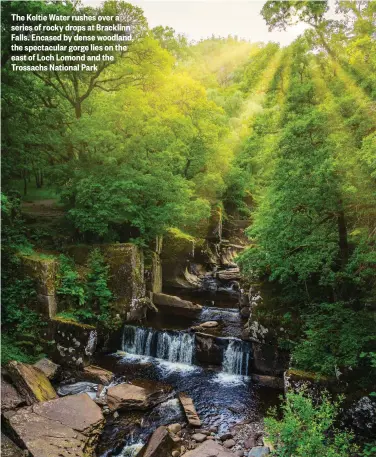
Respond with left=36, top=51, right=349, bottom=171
left=265, top=389, right=357, bottom=457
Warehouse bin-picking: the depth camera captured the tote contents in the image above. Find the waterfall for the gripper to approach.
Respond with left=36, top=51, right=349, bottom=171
left=122, top=325, right=194, bottom=365
left=222, top=339, right=251, bottom=376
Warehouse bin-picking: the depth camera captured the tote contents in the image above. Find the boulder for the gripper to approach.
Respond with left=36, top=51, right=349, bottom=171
left=3, top=393, right=104, bottom=457
left=1, top=433, right=24, bottom=457
left=248, top=447, right=270, bottom=457
left=251, top=342, right=289, bottom=376
left=81, top=365, right=113, bottom=385
left=195, top=332, right=225, bottom=365
left=107, top=380, right=172, bottom=412
left=244, top=432, right=263, bottom=449
left=223, top=439, right=236, bottom=448
left=138, top=426, right=175, bottom=457
left=216, top=268, right=240, bottom=281
left=33, top=358, right=61, bottom=380
left=192, top=433, right=206, bottom=443
left=167, top=423, right=182, bottom=435
left=6, top=361, right=57, bottom=405
left=1, top=375, right=25, bottom=412
left=152, top=293, right=202, bottom=315
left=179, top=392, right=201, bottom=427
left=184, top=440, right=233, bottom=456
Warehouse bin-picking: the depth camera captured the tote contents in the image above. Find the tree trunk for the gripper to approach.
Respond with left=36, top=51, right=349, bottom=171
left=75, top=103, right=82, bottom=119
left=337, top=207, right=349, bottom=269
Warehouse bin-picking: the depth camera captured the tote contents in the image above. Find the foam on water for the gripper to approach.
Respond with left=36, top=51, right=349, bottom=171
left=118, top=442, right=144, bottom=457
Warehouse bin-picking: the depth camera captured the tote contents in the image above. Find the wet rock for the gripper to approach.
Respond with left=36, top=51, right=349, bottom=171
left=192, top=433, right=207, bottom=443
left=195, top=332, right=224, bottom=365
left=184, top=440, right=233, bottom=456
left=168, top=423, right=182, bottom=434
left=107, top=380, right=172, bottom=412
left=172, top=451, right=180, bottom=457
left=33, top=358, right=61, bottom=380
left=251, top=342, right=289, bottom=376
left=46, top=318, right=97, bottom=368
left=3, top=393, right=104, bottom=457
left=209, top=425, right=218, bottom=433
left=216, top=268, right=240, bottom=281
left=347, top=396, right=376, bottom=437
left=57, top=381, right=98, bottom=396
left=1, top=433, right=24, bottom=457
left=153, top=293, right=202, bottom=315
left=200, top=321, right=219, bottom=328
left=1, top=374, right=25, bottom=412
left=240, top=307, right=251, bottom=318
left=80, top=365, right=113, bottom=385
left=248, top=446, right=270, bottom=457
left=6, top=361, right=57, bottom=405
left=250, top=374, right=284, bottom=390
left=139, top=425, right=175, bottom=457
left=244, top=432, right=263, bottom=449
left=223, top=439, right=236, bottom=448
left=220, top=433, right=233, bottom=441
left=179, top=392, right=201, bottom=427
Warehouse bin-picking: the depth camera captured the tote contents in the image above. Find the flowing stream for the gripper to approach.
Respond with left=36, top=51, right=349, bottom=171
left=96, top=292, right=279, bottom=456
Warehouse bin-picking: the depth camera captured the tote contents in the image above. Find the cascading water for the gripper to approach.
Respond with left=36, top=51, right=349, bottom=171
left=122, top=325, right=194, bottom=365
left=222, top=339, right=251, bottom=376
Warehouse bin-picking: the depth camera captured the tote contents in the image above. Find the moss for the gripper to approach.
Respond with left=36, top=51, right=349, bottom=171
left=32, top=367, right=57, bottom=402
left=52, top=316, right=96, bottom=330
left=287, top=368, right=331, bottom=383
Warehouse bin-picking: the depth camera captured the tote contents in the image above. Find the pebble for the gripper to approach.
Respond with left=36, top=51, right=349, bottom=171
left=223, top=439, right=236, bottom=448
left=191, top=433, right=207, bottom=443
left=220, top=433, right=233, bottom=441
left=168, top=423, right=182, bottom=434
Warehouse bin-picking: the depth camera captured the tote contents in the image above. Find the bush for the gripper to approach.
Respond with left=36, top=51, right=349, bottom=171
left=292, top=302, right=375, bottom=377
left=265, top=389, right=357, bottom=457
left=56, top=254, right=86, bottom=306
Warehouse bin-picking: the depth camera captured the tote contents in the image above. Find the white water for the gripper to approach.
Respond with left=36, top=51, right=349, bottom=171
left=122, top=325, right=195, bottom=365
left=222, top=339, right=250, bottom=376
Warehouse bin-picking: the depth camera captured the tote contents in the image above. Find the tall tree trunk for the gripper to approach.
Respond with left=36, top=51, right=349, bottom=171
left=75, top=103, right=82, bottom=119
left=337, top=206, right=349, bottom=269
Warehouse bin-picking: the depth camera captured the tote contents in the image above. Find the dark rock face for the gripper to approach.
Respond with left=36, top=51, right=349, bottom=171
left=195, top=332, right=225, bottom=366
left=347, top=396, right=376, bottom=438
left=6, top=361, right=57, bottom=405
left=45, top=318, right=97, bottom=368
left=1, top=374, right=25, bottom=412
left=3, top=393, right=104, bottom=457
left=1, top=433, right=24, bottom=457
left=251, top=342, right=289, bottom=376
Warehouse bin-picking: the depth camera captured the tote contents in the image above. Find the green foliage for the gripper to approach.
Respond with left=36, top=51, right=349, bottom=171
left=56, top=255, right=86, bottom=307
left=292, top=302, right=376, bottom=377
left=86, top=249, right=113, bottom=328
left=266, top=389, right=357, bottom=457
left=56, top=250, right=116, bottom=329
left=1, top=334, right=45, bottom=365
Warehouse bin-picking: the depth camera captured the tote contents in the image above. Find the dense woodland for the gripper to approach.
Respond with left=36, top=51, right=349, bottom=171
left=1, top=1, right=376, bottom=456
